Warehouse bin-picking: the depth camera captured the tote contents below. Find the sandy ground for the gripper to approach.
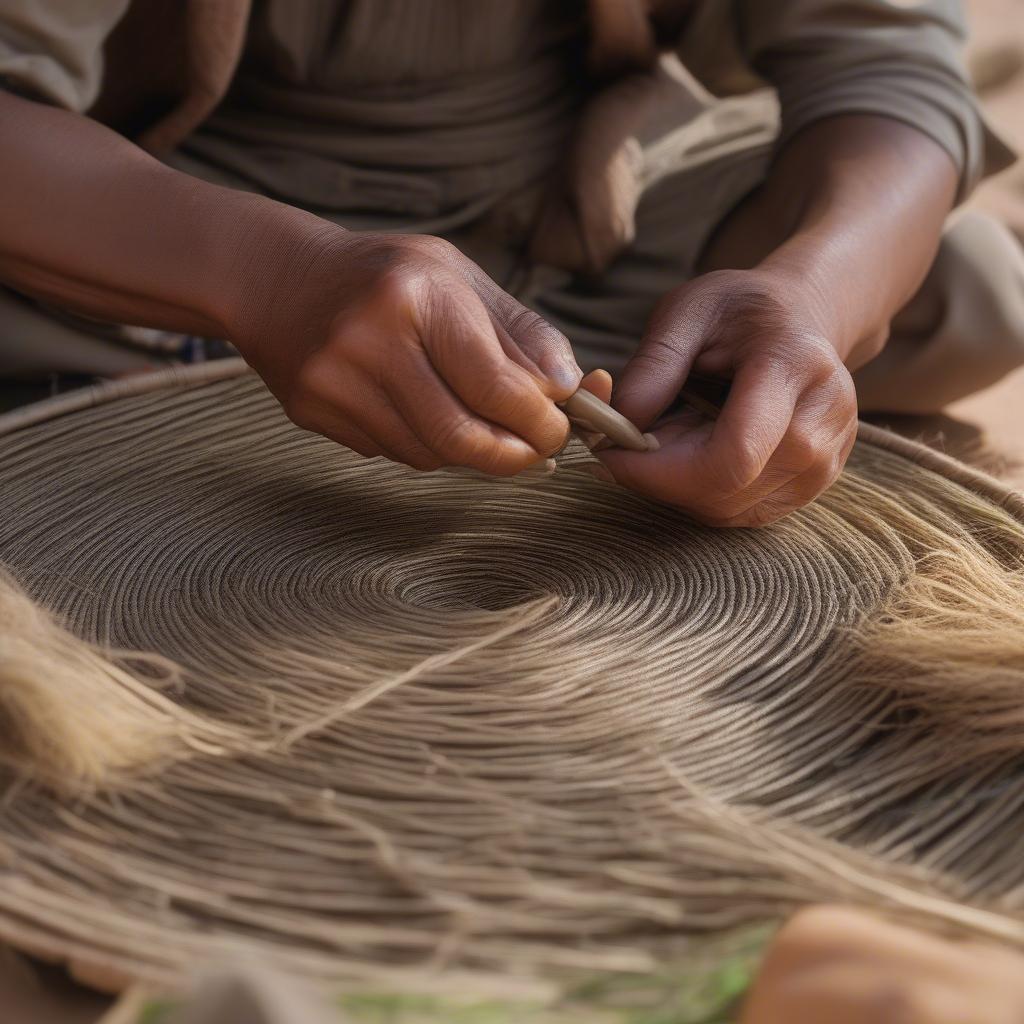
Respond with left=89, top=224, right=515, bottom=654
left=947, top=0, right=1024, bottom=486
left=2, top=2, right=1023, bottom=1020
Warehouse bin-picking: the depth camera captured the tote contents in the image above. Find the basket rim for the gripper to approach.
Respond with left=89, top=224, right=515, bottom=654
left=1, top=358, right=1020, bottom=521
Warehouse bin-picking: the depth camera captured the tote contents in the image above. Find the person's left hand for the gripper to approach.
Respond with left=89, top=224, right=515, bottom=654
left=595, top=267, right=862, bottom=527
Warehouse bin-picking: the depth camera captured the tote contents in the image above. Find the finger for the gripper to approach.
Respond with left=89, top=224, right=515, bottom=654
left=321, top=423, right=387, bottom=460
left=291, top=367, right=445, bottom=471
left=484, top=290, right=582, bottom=398
left=579, top=368, right=613, bottom=405
left=571, top=369, right=615, bottom=450
left=297, top=411, right=388, bottom=461
left=283, top=378, right=391, bottom=460
left=594, top=407, right=713, bottom=506
left=611, top=284, right=723, bottom=430
left=386, top=347, right=544, bottom=476
left=356, top=399, right=450, bottom=471
left=708, top=364, right=857, bottom=521
left=712, top=423, right=857, bottom=527
left=702, top=415, right=858, bottom=527
left=600, top=353, right=801, bottom=510
left=689, top=354, right=803, bottom=497
left=419, top=283, right=572, bottom=457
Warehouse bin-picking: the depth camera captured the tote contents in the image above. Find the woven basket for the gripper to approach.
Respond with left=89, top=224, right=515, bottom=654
left=1, top=361, right=1022, bottom=995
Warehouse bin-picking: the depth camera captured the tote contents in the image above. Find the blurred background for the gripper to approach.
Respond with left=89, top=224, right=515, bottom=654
left=939, top=0, right=1024, bottom=484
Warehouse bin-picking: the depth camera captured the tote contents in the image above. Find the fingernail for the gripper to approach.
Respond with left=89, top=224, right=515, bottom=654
left=549, top=363, right=584, bottom=394
left=512, top=458, right=557, bottom=485
left=642, top=433, right=660, bottom=452
left=585, top=463, right=615, bottom=484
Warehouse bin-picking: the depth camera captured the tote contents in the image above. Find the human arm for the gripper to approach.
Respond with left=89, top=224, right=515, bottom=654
left=601, top=113, right=958, bottom=527
left=598, top=0, right=996, bottom=526
left=0, top=89, right=580, bottom=473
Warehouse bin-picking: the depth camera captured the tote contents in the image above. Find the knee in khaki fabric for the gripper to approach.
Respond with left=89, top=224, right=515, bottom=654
left=855, top=211, right=1024, bottom=414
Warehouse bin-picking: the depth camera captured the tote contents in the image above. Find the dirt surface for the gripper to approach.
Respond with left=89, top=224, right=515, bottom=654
left=952, top=0, right=1024, bottom=485
left=1, top=2, right=1022, bottom=1020
left=967, top=0, right=1024, bottom=243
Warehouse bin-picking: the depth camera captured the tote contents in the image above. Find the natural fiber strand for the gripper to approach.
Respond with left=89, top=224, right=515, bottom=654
left=0, top=571, right=242, bottom=792
left=0, top=366, right=1023, bottom=992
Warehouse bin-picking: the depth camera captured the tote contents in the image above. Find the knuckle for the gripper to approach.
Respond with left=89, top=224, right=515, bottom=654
left=418, top=233, right=457, bottom=257
left=717, top=438, right=765, bottom=494
left=807, top=342, right=847, bottom=383
left=504, top=305, right=566, bottom=354
left=730, top=502, right=786, bottom=529
left=371, top=263, right=427, bottom=309
left=818, top=438, right=855, bottom=495
left=406, top=233, right=462, bottom=268
left=476, top=375, right=531, bottom=421
left=827, top=360, right=857, bottom=396
left=629, top=339, right=684, bottom=381
left=293, top=359, right=334, bottom=405
left=863, top=327, right=888, bottom=361
left=785, top=424, right=821, bottom=473
left=429, top=414, right=482, bottom=464
left=390, top=442, right=442, bottom=472
left=503, top=304, right=545, bottom=338
left=826, top=440, right=853, bottom=486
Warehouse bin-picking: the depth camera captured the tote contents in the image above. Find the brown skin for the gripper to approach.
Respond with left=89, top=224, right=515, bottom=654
left=0, top=91, right=579, bottom=477
left=0, top=91, right=955, bottom=520
left=599, top=115, right=958, bottom=526
left=233, top=231, right=579, bottom=474
left=741, top=905, right=1024, bottom=1024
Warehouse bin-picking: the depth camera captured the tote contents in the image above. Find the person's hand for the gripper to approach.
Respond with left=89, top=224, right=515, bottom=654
left=596, top=268, right=861, bottom=527
left=740, top=905, right=1024, bottom=1024
left=231, top=230, right=581, bottom=475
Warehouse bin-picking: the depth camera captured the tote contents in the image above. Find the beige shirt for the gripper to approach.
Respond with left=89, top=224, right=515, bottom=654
left=174, top=0, right=588, bottom=232
left=0, top=0, right=1015, bottom=266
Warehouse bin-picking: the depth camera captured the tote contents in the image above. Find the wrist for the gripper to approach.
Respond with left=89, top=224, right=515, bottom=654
left=202, top=190, right=349, bottom=346
left=755, top=244, right=866, bottom=363
left=749, top=115, right=956, bottom=364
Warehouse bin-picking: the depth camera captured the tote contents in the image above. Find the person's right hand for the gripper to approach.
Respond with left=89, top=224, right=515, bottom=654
left=230, top=230, right=582, bottom=475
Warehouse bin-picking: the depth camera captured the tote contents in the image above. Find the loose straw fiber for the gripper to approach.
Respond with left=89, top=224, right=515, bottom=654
left=1, top=362, right=1024, bottom=994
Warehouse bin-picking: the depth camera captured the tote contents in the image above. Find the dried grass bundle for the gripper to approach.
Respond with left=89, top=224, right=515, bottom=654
left=0, top=571, right=242, bottom=792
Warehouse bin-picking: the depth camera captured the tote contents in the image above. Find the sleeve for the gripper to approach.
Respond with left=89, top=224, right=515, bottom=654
left=0, top=0, right=131, bottom=112
left=733, top=0, right=1016, bottom=201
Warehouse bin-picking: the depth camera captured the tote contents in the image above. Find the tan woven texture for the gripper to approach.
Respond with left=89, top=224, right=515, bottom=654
left=0, top=363, right=1023, bottom=994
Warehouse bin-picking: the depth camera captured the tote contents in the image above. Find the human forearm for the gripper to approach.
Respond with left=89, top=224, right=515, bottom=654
left=0, top=91, right=581, bottom=477
left=744, top=115, right=958, bottom=365
left=0, top=90, right=325, bottom=338
left=607, top=115, right=958, bottom=526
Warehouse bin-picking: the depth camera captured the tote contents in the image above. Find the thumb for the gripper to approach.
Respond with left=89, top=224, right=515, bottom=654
left=612, top=282, right=720, bottom=431
left=488, top=292, right=582, bottom=401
